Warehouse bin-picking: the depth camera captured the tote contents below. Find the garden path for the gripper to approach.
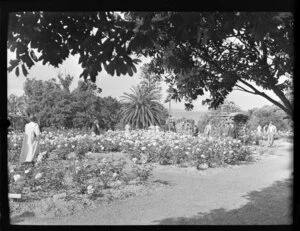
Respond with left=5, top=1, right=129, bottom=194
left=15, top=140, right=293, bottom=225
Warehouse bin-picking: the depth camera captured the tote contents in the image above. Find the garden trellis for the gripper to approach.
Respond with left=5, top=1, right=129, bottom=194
left=208, top=112, right=249, bottom=139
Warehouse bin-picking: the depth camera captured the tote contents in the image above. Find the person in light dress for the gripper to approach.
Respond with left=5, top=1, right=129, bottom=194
left=155, top=125, right=160, bottom=133
left=256, top=125, right=263, bottom=144
left=204, top=121, right=212, bottom=139
left=149, top=124, right=155, bottom=132
left=91, top=119, right=101, bottom=135
left=19, top=114, right=41, bottom=164
left=227, top=122, right=236, bottom=139
left=125, top=123, right=131, bottom=137
left=266, top=121, right=277, bottom=147
left=257, top=125, right=262, bottom=136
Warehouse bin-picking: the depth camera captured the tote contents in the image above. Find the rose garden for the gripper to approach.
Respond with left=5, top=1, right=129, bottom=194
left=8, top=126, right=292, bottom=219
left=4, top=11, right=294, bottom=224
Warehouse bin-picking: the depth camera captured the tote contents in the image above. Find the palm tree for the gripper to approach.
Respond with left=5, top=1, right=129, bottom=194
left=120, top=85, right=167, bottom=129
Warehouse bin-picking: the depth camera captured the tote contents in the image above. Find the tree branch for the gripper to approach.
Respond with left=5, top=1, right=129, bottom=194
left=238, top=79, right=291, bottom=115
left=234, top=84, right=256, bottom=95
left=269, top=84, right=293, bottom=113
left=195, top=49, right=292, bottom=118
left=258, top=43, right=293, bottom=115
left=236, top=35, right=259, bottom=55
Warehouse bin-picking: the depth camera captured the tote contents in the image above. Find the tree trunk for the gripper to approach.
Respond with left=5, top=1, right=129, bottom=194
left=270, top=85, right=293, bottom=119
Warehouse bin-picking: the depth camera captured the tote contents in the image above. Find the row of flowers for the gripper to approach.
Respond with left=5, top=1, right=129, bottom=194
left=7, top=129, right=258, bottom=203
left=8, top=129, right=255, bottom=167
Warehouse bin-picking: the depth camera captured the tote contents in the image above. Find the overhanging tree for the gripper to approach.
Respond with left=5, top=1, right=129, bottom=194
left=8, top=12, right=294, bottom=118
left=7, top=12, right=141, bottom=80
left=141, top=12, right=294, bottom=119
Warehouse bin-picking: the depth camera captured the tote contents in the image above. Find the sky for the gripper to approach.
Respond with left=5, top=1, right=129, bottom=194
left=7, top=52, right=279, bottom=112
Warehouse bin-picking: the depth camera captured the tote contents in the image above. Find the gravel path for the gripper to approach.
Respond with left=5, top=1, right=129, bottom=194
left=14, top=140, right=293, bottom=225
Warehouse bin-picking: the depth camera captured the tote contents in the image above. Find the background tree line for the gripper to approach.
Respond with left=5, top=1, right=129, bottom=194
left=8, top=64, right=170, bottom=131
left=8, top=74, right=122, bottom=131
left=197, top=101, right=292, bottom=133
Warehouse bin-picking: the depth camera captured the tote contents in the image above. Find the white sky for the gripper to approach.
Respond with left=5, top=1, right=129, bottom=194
left=7, top=52, right=279, bottom=111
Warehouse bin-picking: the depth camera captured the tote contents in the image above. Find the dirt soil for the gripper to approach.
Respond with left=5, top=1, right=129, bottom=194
left=12, top=139, right=293, bottom=225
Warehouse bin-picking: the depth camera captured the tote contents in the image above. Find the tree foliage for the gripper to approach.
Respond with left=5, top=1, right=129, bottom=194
left=139, top=63, right=162, bottom=93
left=23, top=75, right=122, bottom=130
left=120, top=84, right=168, bottom=129
left=8, top=12, right=142, bottom=81
left=246, top=105, right=291, bottom=131
left=7, top=94, right=28, bottom=116
left=141, top=12, right=293, bottom=118
left=8, top=12, right=294, bottom=118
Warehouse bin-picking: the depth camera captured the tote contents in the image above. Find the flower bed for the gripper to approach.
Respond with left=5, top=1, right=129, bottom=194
left=8, top=155, right=160, bottom=219
left=8, top=128, right=258, bottom=219
left=8, top=129, right=255, bottom=166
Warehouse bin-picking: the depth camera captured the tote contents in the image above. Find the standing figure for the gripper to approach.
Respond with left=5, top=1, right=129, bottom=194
left=91, top=119, right=101, bottom=135
left=186, top=123, right=191, bottom=135
left=149, top=124, right=155, bottom=132
left=181, top=123, right=185, bottom=134
left=188, top=123, right=193, bottom=136
left=171, top=121, right=176, bottom=132
left=204, top=121, right=212, bottom=138
left=125, top=123, right=131, bottom=136
left=267, top=121, right=277, bottom=147
left=19, top=114, right=41, bottom=164
left=155, top=125, right=160, bottom=133
left=256, top=125, right=262, bottom=144
left=193, top=125, right=199, bottom=137
left=227, top=122, right=236, bottom=139
left=263, top=124, right=269, bottom=136
left=257, top=125, right=262, bottom=136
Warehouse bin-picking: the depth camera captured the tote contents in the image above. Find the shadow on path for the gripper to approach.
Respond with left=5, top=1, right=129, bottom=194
left=154, top=178, right=293, bottom=225
left=10, top=211, right=35, bottom=224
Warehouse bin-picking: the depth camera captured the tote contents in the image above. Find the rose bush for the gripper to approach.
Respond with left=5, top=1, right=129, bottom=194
left=191, top=138, right=254, bottom=167
left=7, top=131, right=23, bottom=163
left=9, top=156, right=140, bottom=201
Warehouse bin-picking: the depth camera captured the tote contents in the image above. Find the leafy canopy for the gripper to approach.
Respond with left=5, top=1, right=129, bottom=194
left=8, top=12, right=141, bottom=80
left=22, top=75, right=122, bottom=130
left=8, top=12, right=294, bottom=118
left=139, top=12, right=293, bottom=117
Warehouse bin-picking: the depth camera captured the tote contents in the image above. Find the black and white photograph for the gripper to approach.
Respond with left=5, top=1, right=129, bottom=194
left=2, top=9, right=294, bottom=226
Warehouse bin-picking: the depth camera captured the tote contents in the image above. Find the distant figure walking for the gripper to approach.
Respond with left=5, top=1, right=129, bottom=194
left=91, top=119, right=101, bottom=136
left=267, top=121, right=277, bottom=147
left=263, top=124, right=269, bottom=135
left=19, top=114, right=41, bottom=164
left=204, top=121, right=212, bottom=138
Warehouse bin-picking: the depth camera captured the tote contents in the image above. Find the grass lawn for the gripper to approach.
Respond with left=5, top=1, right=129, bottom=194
left=157, top=178, right=293, bottom=225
